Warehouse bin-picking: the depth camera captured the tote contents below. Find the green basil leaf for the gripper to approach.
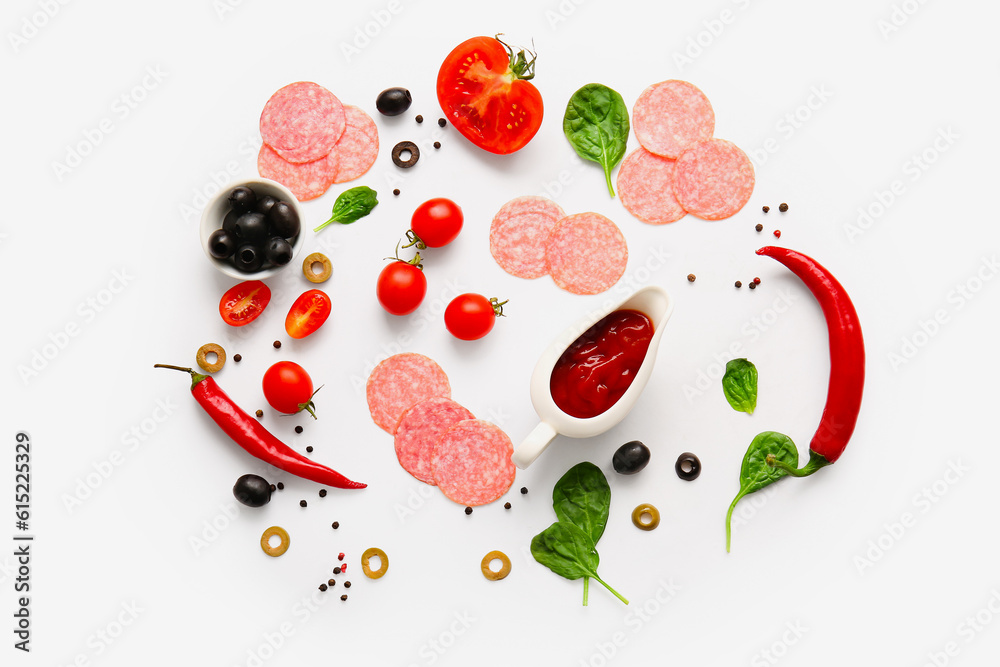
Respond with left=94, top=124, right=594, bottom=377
left=563, top=84, right=630, bottom=197
left=530, top=521, right=600, bottom=581
left=552, top=462, right=611, bottom=545
left=530, top=522, right=629, bottom=605
left=726, top=431, right=799, bottom=551
left=314, top=186, right=378, bottom=232
left=739, top=431, right=797, bottom=495
left=722, top=358, right=758, bottom=414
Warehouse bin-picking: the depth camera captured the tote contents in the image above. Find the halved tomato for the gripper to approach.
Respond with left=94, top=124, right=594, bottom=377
left=285, top=289, right=331, bottom=339
left=436, top=35, right=543, bottom=155
left=219, top=280, right=271, bottom=327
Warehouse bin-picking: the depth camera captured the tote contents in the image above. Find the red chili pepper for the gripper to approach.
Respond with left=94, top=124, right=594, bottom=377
left=755, top=247, right=864, bottom=475
left=155, top=365, right=366, bottom=489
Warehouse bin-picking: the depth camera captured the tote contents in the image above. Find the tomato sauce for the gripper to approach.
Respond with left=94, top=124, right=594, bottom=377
left=549, top=310, right=654, bottom=419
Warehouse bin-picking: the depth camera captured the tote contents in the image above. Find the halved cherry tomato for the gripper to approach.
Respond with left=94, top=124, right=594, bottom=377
left=262, top=361, right=318, bottom=418
left=444, top=294, right=507, bottom=340
left=436, top=35, right=543, bottom=155
left=410, top=198, right=463, bottom=248
left=377, top=259, right=426, bottom=316
left=219, top=280, right=271, bottom=327
left=285, top=289, right=331, bottom=339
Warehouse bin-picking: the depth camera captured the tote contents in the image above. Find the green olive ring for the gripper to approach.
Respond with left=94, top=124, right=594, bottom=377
left=631, top=504, right=660, bottom=531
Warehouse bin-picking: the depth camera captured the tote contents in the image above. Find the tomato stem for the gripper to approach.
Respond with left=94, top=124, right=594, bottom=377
left=495, top=33, right=537, bottom=81
left=489, top=298, right=509, bottom=317
left=400, top=230, right=427, bottom=251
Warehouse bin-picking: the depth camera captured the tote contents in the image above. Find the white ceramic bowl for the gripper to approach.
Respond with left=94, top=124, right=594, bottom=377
left=511, top=285, right=674, bottom=469
left=199, top=177, right=305, bottom=280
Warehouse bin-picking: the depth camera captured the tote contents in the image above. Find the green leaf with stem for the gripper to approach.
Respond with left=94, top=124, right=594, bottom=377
left=726, top=431, right=799, bottom=552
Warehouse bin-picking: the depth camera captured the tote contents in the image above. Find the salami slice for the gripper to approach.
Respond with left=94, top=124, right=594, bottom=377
left=366, top=353, right=451, bottom=434
left=394, top=398, right=474, bottom=485
left=617, top=147, right=686, bottom=225
left=489, top=196, right=566, bottom=279
left=432, top=420, right=515, bottom=506
left=544, top=213, right=628, bottom=295
left=257, top=144, right=337, bottom=202
left=260, top=82, right=346, bottom=164
left=673, top=139, right=755, bottom=220
left=331, top=105, right=379, bottom=184
left=632, top=80, right=715, bottom=159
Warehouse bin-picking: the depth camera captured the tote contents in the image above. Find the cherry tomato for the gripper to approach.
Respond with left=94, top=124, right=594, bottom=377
left=436, top=36, right=543, bottom=155
left=262, top=361, right=318, bottom=417
left=411, top=198, right=463, bottom=248
left=377, top=260, right=426, bottom=316
left=285, top=289, right=331, bottom=339
left=444, top=294, right=506, bottom=340
left=219, top=280, right=271, bottom=327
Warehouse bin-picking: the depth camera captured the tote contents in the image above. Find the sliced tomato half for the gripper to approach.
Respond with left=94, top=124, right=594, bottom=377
left=436, top=35, right=543, bottom=155
left=285, top=289, right=332, bottom=339
left=219, top=280, right=271, bottom=327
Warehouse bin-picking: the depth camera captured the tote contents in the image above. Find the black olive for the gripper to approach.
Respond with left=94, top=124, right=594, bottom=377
left=267, top=201, right=300, bottom=238
left=233, top=244, right=263, bottom=272
left=234, top=212, right=268, bottom=244
left=208, top=229, right=236, bottom=259
left=376, top=87, right=412, bottom=116
left=222, top=209, right=239, bottom=236
left=255, top=194, right=279, bottom=216
left=233, top=474, right=271, bottom=507
left=612, top=440, right=651, bottom=475
left=265, top=237, right=292, bottom=266
left=675, top=452, right=701, bottom=481
left=228, top=186, right=257, bottom=215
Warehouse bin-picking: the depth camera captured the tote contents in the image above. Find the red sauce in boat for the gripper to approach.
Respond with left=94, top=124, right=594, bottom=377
left=549, top=309, right=654, bottom=419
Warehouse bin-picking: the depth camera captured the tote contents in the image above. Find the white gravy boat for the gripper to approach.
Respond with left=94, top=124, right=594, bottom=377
left=511, top=285, right=674, bottom=469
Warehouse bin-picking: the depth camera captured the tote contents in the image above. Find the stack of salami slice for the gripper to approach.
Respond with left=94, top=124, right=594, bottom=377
left=489, top=196, right=629, bottom=295
left=618, top=80, right=755, bottom=223
left=257, top=82, right=379, bottom=201
left=366, top=353, right=516, bottom=507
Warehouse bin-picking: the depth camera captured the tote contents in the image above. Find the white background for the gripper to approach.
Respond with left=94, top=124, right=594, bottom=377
left=3, top=0, right=999, bottom=665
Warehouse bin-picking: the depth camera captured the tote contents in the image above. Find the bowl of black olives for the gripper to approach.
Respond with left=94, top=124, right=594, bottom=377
left=200, top=178, right=304, bottom=279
